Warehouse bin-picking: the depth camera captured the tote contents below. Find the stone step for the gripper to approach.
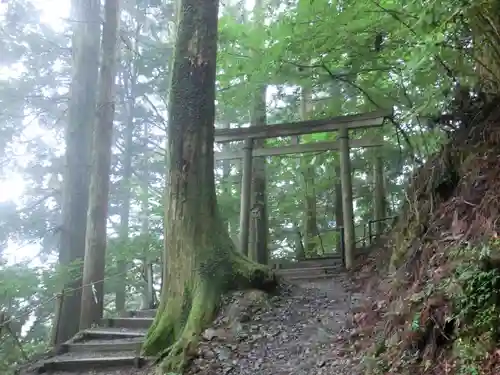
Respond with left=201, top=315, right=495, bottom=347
left=276, top=265, right=340, bottom=275
left=275, top=257, right=342, bottom=269
left=61, top=340, right=143, bottom=354
left=284, top=273, right=336, bottom=282
left=102, top=317, right=154, bottom=330
left=277, top=267, right=340, bottom=281
left=40, top=352, right=148, bottom=372
left=124, top=309, right=157, bottom=318
left=77, top=327, right=147, bottom=341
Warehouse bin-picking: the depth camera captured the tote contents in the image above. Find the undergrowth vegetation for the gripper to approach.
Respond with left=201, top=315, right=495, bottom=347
left=356, top=93, right=500, bottom=375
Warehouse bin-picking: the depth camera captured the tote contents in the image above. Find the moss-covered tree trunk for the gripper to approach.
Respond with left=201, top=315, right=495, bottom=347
left=141, top=0, right=275, bottom=371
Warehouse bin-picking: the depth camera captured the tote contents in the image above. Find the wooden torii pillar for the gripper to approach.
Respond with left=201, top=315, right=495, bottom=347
left=338, top=125, right=355, bottom=270
left=239, top=138, right=253, bottom=256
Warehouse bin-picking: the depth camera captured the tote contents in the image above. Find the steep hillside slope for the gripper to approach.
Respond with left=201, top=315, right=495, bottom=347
left=354, top=93, right=500, bottom=375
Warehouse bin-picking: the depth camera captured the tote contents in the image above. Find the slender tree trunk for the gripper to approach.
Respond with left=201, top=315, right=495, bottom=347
left=248, top=0, right=268, bottom=265
left=334, top=165, right=344, bottom=253
left=115, top=77, right=134, bottom=314
left=249, top=85, right=268, bottom=264
left=140, top=123, right=152, bottom=310
left=141, top=0, right=275, bottom=370
left=300, top=87, right=318, bottom=257
left=55, top=0, right=101, bottom=344
left=80, top=0, right=120, bottom=330
left=115, top=20, right=141, bottom=314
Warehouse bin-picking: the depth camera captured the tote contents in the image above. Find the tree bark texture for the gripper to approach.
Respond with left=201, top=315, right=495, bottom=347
left=300, top=87, right=318, bottom=258
left=80, top=0, right=120, bottom=330
left=141, top=0, right=275, bottom=371
left=249, top=85, right=268, bottom=265
left=248, top=0, right=268, bottom=266
left=55, top=0, right=101, bottom=344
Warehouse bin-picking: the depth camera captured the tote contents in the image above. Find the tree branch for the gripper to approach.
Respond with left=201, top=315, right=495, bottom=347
left=370, top=0, right=457, bottom=82
left=286, top=61, right=422, bottom=166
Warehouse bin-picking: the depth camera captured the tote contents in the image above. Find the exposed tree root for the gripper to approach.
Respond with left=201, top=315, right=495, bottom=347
left=142, top=239, right=276, bottom=374
left=146, top=282, right=217, bottom=373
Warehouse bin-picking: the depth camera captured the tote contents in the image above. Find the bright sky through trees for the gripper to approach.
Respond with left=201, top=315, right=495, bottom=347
left=0, top=0, right=69, bottom=263
left=0, top=0, right=69, bottom=202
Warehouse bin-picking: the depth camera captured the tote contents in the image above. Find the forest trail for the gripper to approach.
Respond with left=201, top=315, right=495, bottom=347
left=188, top=275, right=366, bottom=375
left=23, top=270, right=365, bottom=375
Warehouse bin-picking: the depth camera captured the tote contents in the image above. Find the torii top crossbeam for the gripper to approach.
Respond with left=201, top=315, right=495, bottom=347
left=214, top=109, right=393, bottom=143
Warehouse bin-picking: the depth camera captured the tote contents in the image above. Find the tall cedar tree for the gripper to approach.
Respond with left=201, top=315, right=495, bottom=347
left=80, top=0, right=121, bottom=329
left=141, top=0, right=276, bottom=371
left=55, top=0, right=100, bottom=344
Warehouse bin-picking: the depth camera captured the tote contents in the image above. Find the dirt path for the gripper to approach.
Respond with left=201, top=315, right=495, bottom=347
left=190, top=273, right=365, bottom=375
left=47, top=273, right=365, bottom=375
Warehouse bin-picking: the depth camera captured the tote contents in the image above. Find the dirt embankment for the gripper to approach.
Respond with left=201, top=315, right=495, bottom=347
left=352, top=92, right=500, bottom=375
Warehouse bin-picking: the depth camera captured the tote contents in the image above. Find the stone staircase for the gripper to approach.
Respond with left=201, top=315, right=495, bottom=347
left=274, top=256, right=343, bottom=282
left=32, top=259, right=342, bottom=373
left=35, top=310, right=156, bottom=373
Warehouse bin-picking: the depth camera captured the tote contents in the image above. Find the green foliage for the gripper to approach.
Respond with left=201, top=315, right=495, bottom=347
left=453, top=264, right=500, bottom=335
left=0, top=0, right=491, bottom=369
left=442, top=242, right=500, bottom=373
left=410, top=312, right=421, bottom=332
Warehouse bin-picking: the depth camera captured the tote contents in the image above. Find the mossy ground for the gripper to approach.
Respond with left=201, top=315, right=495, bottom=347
left=353, top=94, right=500, bottom=375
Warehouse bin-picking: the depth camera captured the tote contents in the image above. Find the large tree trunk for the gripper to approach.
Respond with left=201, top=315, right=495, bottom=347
left=141, top=0, right=275, bottom=370
left=55, top=0, right=101, bottom=344
left=80, top=0, right=120, bottom=330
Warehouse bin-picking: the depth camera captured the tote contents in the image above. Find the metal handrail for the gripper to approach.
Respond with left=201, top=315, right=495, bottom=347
left=367, top=216, right=398, bottom=244
left=275, top=216, right=398, bottom=267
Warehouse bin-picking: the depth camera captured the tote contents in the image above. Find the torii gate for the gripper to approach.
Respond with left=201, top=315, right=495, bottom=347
left=213, top=109, right=393, bottom=270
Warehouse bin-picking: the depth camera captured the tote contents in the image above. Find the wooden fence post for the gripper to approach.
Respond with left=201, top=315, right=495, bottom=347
left=50, top=291, right=65, bottom=348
